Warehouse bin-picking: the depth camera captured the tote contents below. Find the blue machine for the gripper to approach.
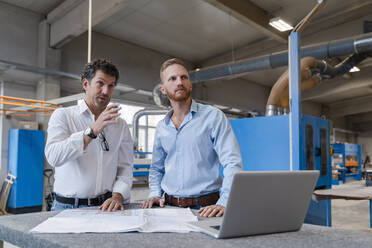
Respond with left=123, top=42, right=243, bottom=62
left=7, top=129, right=45, bottom=214
left=332, top=143, right=362, bottom=182
left=133, top=152, right=151, bottom=177
left=230, top=114, right=332, bottom=226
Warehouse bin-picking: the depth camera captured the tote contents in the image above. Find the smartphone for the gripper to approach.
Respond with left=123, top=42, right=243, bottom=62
left=111, top=104, right=121, bottom=120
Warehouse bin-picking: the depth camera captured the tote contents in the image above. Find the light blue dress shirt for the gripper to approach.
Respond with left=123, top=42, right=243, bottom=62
left=149, top=100, right=242, bottom=207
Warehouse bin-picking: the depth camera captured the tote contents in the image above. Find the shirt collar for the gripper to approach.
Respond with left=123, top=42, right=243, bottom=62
left=190, top=99, right=198, bottom=114
left=164, top=99, right=198, bottom=126
left=78, top=99, right=93, bottom=116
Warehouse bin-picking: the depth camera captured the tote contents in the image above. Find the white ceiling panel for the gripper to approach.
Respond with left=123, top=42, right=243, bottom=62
left=1, top=0, right=64, bottom=14
left=128, top=23, right=204, bottom=61
left=94, top=0, right=153, bottom=31
left=139, top=0, right=201, bottom=19
left=168, top=1, right=264, bottom=47
left=240, top=67, right=286, bottom=87
left=101, top=11, right=163, bottom=41
left=95, top=0, right=265, bottom=61
left=316, top=89, right=372, bottom=105
left=251, top=0, right=366, bottom=26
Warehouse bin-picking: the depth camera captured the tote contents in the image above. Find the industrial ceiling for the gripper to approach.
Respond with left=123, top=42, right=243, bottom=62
left=1, top=0, right=372, bottom=132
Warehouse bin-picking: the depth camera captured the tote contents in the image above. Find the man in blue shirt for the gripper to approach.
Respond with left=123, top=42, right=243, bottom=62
left=142, top=58, right=242, bottom=217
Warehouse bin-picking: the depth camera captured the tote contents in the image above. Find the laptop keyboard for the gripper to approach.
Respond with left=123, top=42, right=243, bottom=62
left=211, top=225, right=220, bottom=230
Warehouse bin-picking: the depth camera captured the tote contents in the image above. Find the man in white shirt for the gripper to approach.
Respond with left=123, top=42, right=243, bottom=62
left=45, top=59, right=133, bottom=211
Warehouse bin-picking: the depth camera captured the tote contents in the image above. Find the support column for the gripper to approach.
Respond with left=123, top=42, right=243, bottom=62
left=37, top=20, right=61, bottom=211
left=37, top=20, right=61, bottom=130
left=370, top=199, right=372, bottom=228
left=289, top=32, right=301, bottom=171
left=0, top=81, right=5, bottom=185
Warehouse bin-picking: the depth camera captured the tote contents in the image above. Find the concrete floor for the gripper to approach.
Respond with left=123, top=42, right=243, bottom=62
left=4, top=180, right=371, bottom=247
left=331, top=180, right=371, bottom=232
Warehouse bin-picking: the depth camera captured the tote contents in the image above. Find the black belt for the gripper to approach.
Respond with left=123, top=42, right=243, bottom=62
left=55, top=191, right=112, bottom=207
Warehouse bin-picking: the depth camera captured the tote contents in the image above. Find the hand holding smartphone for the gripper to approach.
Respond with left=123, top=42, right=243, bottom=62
left=111, top=104, right=121, bottom=121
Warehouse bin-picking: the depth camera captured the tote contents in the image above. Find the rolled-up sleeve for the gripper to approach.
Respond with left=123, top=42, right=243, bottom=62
left=45, top=108, right=85, bottom=167
left=112, top=122, right=134, bottom=203
left=211, top=110, right=242, bottom=207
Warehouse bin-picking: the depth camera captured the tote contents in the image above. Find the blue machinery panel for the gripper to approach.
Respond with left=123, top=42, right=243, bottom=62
left=133, top=152, right=151, bottom=177
left=332, top=143, right=362, bottom=182
left=7, top=129, right=45, bottom=214
left=230, top=114, right=332, bottom=226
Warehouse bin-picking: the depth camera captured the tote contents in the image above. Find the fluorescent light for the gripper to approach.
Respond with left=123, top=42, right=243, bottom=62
left=229, top=108, right=241, bottom=113
left=269, top=17, right=293, bottom=32
left=349, top=66, right=360, bottom=72
left=214, top=104, right=229, bottom=110
left=136, top=89, right=153, bottom=96
left=115, top=84, right=136, bottom=92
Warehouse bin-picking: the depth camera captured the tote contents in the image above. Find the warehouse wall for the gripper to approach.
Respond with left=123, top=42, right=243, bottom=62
left=0, top=2, right=42, bottom=66
left=358, top=136, right=372, bottom=160
left=60, top=31, right=271, bottom=113
left=60, top=31, right=173, bottom=92
left=0, top=3, right=42, bottom=183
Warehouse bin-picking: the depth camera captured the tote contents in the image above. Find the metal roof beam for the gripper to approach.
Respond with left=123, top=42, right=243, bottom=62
left=48, top=0, right=131, bottom=48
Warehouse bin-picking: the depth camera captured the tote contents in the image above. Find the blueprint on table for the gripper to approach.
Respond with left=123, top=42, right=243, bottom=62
left=30, top=208, right=198, bottom=233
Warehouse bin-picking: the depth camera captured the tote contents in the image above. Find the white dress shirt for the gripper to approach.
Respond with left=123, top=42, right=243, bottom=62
left=45, top=100, right=133, bottom=202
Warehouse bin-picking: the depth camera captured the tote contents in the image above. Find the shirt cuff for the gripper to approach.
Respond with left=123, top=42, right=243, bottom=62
left=113, top=181, right=131, bottom=204
left=69, top=130, right=85, bottom=154
left=216, top=194, right=228, bottom=208
left=148, top=190, right=162, bottom=199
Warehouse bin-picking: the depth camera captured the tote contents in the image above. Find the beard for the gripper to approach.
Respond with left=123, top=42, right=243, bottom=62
left=166, top=87, right=191, bottom=102
left=94, top=94, right=110, bottom=109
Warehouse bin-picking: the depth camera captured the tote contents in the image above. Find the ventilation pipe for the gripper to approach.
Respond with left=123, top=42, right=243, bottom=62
left=265, top=53, right=368, bottom=116
left=132, top=109, right=169, bottom=151
left=152, top=33, right=372, bottom=112
left=188, top=33, right=372, bottom=83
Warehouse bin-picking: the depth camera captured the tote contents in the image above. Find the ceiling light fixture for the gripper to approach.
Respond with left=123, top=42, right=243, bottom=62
left=269, top=17, right=293, bottom=32
left=229, top=108, right=242, bottom=113
left=349, top=66, right=360, bottom=72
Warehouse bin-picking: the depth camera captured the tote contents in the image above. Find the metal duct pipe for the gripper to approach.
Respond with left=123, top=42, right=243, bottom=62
left=0, top=59, right=80, bottom=80
left=315, top=53, right=368, bottom=80
left=265, top=52, right=368, bottom=116
left=132, top=109, right=168, bottom=150
left=189, top=33, right=372, bottom=83
left=266, top=57, right=318, bottom=113
left=0, top=58, right=155, bottom=97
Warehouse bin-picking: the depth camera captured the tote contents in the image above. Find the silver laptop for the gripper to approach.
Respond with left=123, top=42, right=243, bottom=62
left=189, top=170, right=319, bottom=239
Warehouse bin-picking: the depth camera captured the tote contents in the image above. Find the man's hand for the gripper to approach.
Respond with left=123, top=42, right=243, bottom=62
left=198, top=205, right=224, bottom=217
left=91, top=104, right=121, bottom=135
left=83, top=105, right=121, bottom=149
left=141, top=197, right=164, bottom=208
left=100, top=193, right=124, bottom=212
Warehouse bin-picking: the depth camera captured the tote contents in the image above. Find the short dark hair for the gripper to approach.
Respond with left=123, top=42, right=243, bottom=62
left=160, top=58, right=188, bottom=81
left=81, top=59, right=119, bottom=85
